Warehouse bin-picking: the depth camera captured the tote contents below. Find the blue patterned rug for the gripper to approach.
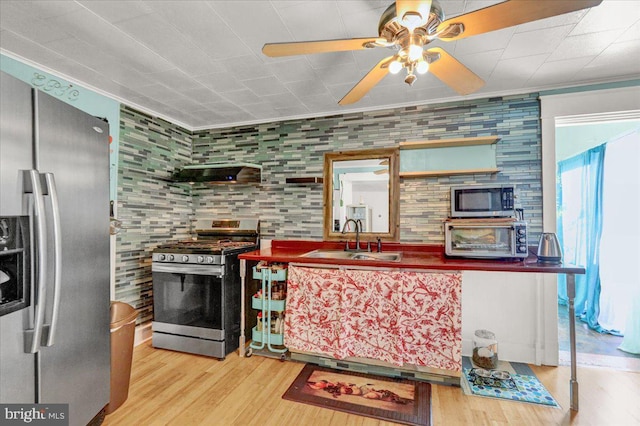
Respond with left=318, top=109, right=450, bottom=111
left=461, top=357, right=560, bottom=408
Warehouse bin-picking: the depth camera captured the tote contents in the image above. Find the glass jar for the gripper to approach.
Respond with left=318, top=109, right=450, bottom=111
left=472, top=329, right=498, bottom=369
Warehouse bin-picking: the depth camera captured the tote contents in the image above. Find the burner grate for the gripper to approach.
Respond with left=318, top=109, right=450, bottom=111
left=154, top=239, right=257, bottom=255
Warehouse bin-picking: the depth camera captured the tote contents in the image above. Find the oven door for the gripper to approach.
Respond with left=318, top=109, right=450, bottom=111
left=152, top=263, right=224, bottom=341
left=445, top=224, right=516, bottom=258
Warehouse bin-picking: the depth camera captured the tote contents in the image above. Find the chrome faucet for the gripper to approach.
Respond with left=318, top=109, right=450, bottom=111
left=341, top=219, right=369, bottom=252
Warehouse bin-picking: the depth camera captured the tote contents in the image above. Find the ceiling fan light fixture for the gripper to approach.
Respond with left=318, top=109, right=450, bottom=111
left=263, top=0, right=600, bottom=104
left=416, top=60, right=429, bottom=74
left=389, top=60, right=403, bottom=74
left=408, top=44, right=423, bottom=61
left=401, top=11, right=424, bottom=32
left=404, top=73, right=417, bottom=86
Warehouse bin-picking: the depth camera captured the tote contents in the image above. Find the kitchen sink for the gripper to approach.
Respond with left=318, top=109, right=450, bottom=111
left=301, top=249, right=357, bottom=259
left=301, top=249, right=402, bottom=262
left=351, top=252, right=402, bottom=262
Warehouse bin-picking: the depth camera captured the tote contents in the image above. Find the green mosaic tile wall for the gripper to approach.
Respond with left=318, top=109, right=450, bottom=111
left=191, top=93, right=542, bottom=242
left=117, top=94, right=542, bottom=324
left=116, top=106, right=193, bottom=324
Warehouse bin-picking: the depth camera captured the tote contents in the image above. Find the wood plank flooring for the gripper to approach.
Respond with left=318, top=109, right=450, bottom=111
left=103, top=342, right=640, bottom=425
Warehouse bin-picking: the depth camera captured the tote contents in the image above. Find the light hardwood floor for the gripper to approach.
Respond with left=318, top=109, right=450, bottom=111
left=103, top=342, right=640, bottom=426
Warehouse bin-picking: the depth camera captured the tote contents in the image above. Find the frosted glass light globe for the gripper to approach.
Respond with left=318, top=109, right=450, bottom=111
left=416, top=60, right=429, bottom=74
left=408, top=44, right=423, bottom=62
left=389, top=60, right=403, bottom=74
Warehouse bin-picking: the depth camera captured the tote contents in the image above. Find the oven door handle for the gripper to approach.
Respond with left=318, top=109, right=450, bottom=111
left=447, top=224, right=514, bottom=229
left=152, top=263, right=224, bottom=276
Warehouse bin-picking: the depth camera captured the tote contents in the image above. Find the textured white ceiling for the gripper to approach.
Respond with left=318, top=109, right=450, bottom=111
left=1, top=0, right=638, bottom=130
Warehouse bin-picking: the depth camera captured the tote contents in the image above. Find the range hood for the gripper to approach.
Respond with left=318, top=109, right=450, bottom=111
left=171, top=163, right=262, bottom=184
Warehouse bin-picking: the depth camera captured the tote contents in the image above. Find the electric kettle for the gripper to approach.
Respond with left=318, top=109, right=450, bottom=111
left=536, top=233, right=562, bottom=264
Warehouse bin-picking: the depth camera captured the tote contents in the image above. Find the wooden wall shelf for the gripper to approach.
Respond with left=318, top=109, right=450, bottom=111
left=285, top=177, right=323, bottom=184
left=399, top=136, right=500, bottom=150
left=400, top=168, right=500, bottom=178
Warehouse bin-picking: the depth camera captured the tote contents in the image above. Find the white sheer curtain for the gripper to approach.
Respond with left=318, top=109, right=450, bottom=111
left=598, top=129, right=640, bottom=345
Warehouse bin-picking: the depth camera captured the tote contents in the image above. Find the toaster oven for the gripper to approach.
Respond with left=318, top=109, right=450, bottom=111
left=444, top=219, right=529, bottom=259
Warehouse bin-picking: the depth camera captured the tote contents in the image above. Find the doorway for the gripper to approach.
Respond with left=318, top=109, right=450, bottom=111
left=555, top=118, right=640, bottom=370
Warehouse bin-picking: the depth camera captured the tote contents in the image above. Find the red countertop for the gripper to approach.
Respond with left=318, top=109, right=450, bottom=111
left=239, top=240, right=585, bottom=274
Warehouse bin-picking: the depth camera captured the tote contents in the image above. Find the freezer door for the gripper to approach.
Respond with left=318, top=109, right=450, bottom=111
left=0, top=72, right=36, bottom=402
left=35, top=91, right=111, bottom=425
left=0, top=72, right=33, bottom=216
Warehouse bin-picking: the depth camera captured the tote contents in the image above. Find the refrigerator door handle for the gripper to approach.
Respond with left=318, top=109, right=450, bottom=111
left=41, top=173, right=61, bottom=347
left=22, top=169, right=47, bottom=354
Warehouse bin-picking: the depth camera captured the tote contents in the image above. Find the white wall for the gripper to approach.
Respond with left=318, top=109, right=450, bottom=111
left=540, top=87, right=640, bottom=233
left=556, top=120, right=640, bottom=161
left=462, top=271, right=550, bottom=364
left=462, top=86, right=640, bottom=366
left=534, top=86, right=640, bottom=365
left=352, top=181, right=388, bottom=232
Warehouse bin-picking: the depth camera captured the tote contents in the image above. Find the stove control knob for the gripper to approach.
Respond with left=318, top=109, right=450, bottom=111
left=197, top=256, right=205, bottom=263
left=168, top=255, right=175, bottom=261
left=206, top=256, right=214, bottom=263
left=158, top=254, right=166, bottom=261
left=182, top=255, right=189, bottom=263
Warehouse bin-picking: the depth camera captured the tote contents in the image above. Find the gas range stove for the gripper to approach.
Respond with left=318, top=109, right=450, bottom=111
left=151, top=219, right=258, bottom=359
left=152, top=219, right=258, bottom=265
left=153, top=240, right=257, bottom=264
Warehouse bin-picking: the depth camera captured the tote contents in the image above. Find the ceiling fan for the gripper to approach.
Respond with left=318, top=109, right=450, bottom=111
left=263, top=0, right=602, bottom=105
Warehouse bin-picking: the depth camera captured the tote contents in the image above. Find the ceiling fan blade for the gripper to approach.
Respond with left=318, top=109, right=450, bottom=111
left=338, top=56, right=395, bottom=105
left=426, top=48, right=484, bottom=95
left=437, top=0, right=603, bottom=41
left=395, top=0, right=432, bottom=28
left=263, top=37, right=387, bottom=57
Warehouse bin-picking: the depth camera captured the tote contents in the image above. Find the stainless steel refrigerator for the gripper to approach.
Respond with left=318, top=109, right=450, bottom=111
left=0, top=71, right=110, bottom=425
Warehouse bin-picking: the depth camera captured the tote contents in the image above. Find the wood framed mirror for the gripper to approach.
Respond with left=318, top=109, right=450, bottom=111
left=323, top=147, right=400, bottom=241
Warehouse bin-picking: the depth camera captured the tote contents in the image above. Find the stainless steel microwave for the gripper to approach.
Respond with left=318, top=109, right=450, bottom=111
left=450, top=184, right=515, bottom=218
left=444, top=219, right=529, bottom=259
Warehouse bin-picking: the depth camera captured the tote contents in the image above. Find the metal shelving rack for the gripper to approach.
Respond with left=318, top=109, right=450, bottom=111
left=246, top=264, right=288, bottom=359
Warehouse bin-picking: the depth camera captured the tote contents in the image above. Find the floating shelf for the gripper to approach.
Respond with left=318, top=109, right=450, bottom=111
left=399, top=136, right=501, bottom=177
left=399, top=136, right=500, bottom=150
left=400, top=168, right=500, bottom=178
left=285, top=177, right=323, bottom=184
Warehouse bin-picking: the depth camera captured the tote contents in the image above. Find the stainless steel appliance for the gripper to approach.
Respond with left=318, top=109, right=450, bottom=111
left=171, top=163, right=262, bottom=184
left=450, top=184, right=515, bottom=218
left=152, top=219, right=258, bottom=359
left=444, top=219, right=529, bottom=259
left=537, top=232, right=562, bottom=264
left=0, top=72, right=110, bottom=424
